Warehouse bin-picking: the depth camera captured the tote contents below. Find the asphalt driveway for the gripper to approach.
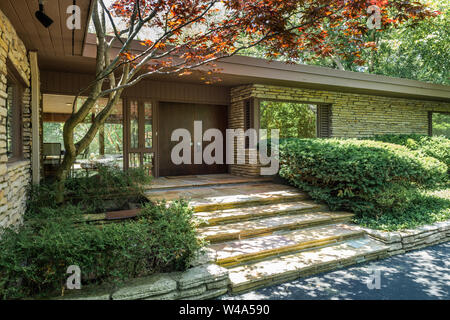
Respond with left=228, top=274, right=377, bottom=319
left=220, top=242, right=450, bottom=300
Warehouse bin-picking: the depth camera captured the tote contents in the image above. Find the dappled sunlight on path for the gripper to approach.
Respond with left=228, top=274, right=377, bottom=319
left=221, top=242, right=450, bottom=300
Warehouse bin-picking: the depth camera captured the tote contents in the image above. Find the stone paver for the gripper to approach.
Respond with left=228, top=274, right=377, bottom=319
left=111, top=274, right=177, bottom=300
left=227, top=237, right=389, bottom=293
left=210, top=224, right=364, bottom=266
left=147, top=174, right=272, bottom=190
left=194, top=200, right=325, bottom=226
left=200, top=212, right=354, bottom=243
left=172, top=264, right=229, bottom=290
left=145, top=176, right=389, bottom=295
left=146, top=182, right=308, bottom=211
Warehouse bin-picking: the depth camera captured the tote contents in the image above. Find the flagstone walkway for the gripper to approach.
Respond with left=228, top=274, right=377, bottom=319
left=145, top=174, right=389, bottom=294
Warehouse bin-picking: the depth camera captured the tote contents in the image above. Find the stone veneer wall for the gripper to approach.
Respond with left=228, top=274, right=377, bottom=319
left=0, top=9, right=32, bottom=228
left=229, top=84, right=450, bottom=176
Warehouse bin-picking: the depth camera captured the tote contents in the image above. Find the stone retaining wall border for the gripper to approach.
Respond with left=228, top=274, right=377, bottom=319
left=57, top=249, right=229, bottom=300
left=362, top=220, right=450, bottom=256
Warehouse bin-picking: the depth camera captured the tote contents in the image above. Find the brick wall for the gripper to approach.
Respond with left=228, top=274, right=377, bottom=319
left=0, top=9, right=32, bottom=228
left=228, top=84, right=450, bottom=176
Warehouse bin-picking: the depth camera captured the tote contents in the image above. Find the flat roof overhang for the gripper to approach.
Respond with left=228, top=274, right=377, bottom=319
left=43, top=33, right=450, bottom=103
left=211, top=55, right=450, bottom=103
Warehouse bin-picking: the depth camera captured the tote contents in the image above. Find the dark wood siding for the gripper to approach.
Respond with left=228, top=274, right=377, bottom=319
left=40, top=71, right=230, bottom=105
left=428, top=111, right=433, bottom=136
left=317, top=104, right=332, bottom=138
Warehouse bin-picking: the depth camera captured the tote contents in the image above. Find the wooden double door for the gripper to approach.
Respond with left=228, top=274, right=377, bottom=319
left=158, top=102, right=227, bottom=176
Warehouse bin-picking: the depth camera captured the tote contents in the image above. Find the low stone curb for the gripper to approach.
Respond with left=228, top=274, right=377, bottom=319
left=361, top=219, right=450, bottom=255
left=56, top=263, right=229, bottom=300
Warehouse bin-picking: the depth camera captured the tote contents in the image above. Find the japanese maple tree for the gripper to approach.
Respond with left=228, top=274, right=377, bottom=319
left=55, top=0, right=438, bottom=196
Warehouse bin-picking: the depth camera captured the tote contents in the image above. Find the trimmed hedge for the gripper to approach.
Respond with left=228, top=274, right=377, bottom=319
left=278, top=138, right=447, bottom=217
left=371, top=134, right=450, bottom=170
left=0, top=200, right=203, bottom=299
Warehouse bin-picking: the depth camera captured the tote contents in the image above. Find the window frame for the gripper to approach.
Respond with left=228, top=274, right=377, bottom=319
left=256, top=98, right=330, bottom=139
left=5, top=62, right=25, bottom=162
left=428, top=111, right=450, bottom=137
left=243, top=98, right=255, bottom=148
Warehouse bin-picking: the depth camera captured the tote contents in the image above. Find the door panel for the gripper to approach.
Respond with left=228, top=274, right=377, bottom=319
left=159, top=102, right=195, bottom=176
left=126, top=100, right=155, bottom=175
left=158, top=102, right=227, bottom=176
left=195, top=103, right=227, bottom=175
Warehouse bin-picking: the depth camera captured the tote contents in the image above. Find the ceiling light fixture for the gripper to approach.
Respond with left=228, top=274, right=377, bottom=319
left=35, top=0, right=53, bottom=28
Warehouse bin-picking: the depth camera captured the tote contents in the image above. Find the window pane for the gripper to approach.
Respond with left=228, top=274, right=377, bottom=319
left=128, top=152, right=140, bottom=168
left=130, top=101, right=139, bottom=149
left=432, top=112, right=450, bottom=138
left=259, top=101, right=317, bottom=140
left=144, top=102, right=152, bottom=148
left=42, top=94, right=124, bottom=175
left=103, top=102, right=124, bottom=168
left=143, top=152, right=154, bottom=175
left=43, top=122, right=64, bottom=147
left=6, top=85, right=14, bottom=158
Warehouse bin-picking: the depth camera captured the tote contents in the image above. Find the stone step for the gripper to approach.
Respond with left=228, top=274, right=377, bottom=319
left=145, top=174, right=273, bottom=191
left=199, top=211, right=355, bottom=243
left=145, top=183, right=309, bottom=212
left=228, top=237, right=389, bottom=294
left=210, top=224, right=365, bottom=267
left=194, top=201, right=326, bottom=227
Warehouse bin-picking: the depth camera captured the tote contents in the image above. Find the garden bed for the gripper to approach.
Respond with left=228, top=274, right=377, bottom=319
left=0, top=167, right=204, bottom=300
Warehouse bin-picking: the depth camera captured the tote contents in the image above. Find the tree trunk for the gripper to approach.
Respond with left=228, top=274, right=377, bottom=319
left=55, top=146, right=77, bottom=203
left=54, top=90, right=124, bottom=203
left=99, top=125, right=105, bottom=157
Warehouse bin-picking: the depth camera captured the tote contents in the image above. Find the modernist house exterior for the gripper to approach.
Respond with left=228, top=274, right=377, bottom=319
left=0, top=1, right=449, bottom=229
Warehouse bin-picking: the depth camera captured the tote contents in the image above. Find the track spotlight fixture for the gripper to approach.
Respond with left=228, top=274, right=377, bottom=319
left=35, top=0, right=53, bottom=28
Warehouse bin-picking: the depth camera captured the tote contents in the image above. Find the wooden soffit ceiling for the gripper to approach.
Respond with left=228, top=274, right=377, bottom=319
left=0, top=0, right=93, bottom=57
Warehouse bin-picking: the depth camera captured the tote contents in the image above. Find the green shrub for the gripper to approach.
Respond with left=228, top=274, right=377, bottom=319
left=65, top=166, right=152, bottom=212
left=371, top=134, right=450, bottom=170
left=29, top=166, right=152, bottom=214
left=0, top=200, right=203, bottom=299
left=278, top=138, right=447, bottom=218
